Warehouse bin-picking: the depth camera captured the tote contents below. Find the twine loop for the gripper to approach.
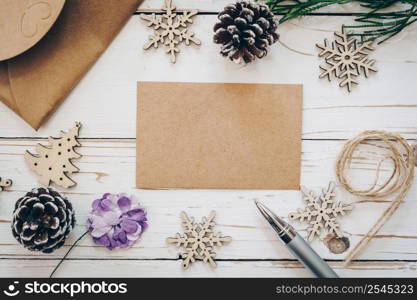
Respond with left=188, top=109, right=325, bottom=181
left=335, top=130, right=415, bottom=266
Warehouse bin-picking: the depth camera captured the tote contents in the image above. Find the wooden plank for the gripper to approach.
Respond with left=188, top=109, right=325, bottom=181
left=0, top=139, right=416, bottom=261
left=2, top=259, right=416, bottom=277
left=137, top=0, right=409, bottom=14
left=0, top=15, right=416, bottom=139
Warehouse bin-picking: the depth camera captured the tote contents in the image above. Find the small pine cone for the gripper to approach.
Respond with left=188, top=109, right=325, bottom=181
left=213, top=1, right=279, bottom=63
left=12, top=187, right=75, bottom=253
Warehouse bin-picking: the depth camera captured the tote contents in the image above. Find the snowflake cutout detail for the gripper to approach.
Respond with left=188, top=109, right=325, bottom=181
left=289, top=182, right=354, bottom=242
left=167, top=211, right=232, bottom=269
left=140, top=0, right=201, bottom=63
left=316, top=30, right=377, bottom=92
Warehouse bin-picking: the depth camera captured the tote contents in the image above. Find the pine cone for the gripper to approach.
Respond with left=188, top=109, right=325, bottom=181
left=213, top=1, right=279, bottom=63
left=12, top=187, right=75, bottom=253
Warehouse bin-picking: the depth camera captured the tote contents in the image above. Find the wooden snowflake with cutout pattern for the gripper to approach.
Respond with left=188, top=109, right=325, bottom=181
left=289, top=181, right=354, bottom=242
left=316, top=30, right=377, bottom=92
left=140, top=0, right=201, bottom=63
left=167, top=211, right=232, bottom=269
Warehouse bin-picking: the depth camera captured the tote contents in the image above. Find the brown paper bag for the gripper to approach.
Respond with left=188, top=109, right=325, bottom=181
left=137, top=82, right=303, bottom=190
left=0, top=0, right=142, bottom=130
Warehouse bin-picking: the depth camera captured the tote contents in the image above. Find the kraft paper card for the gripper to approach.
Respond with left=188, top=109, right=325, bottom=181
left=136, top=82, right=303, bottom=190
left=0, top=0, right=143, bottom=130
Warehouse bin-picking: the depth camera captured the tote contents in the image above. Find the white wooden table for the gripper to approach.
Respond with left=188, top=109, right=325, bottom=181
left=1, top=0, right=417, bottom=277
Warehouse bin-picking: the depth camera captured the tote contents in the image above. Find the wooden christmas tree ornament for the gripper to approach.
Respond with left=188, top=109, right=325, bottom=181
left=25, top=122, right=82, bottom=188
left=167, top=211, right=232, bottom=269
left=316, top=30, right=377, bottom=92
left=140, top=0, right=201, bottom=63
left=0, top=177, right=12, bottom=192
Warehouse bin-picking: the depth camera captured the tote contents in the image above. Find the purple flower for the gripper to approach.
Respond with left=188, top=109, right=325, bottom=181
left=87, top=193, right=148, bottom=250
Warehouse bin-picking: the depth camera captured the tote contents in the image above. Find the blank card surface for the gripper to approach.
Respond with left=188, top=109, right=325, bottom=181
left=136, top=82, right=302, bottom=190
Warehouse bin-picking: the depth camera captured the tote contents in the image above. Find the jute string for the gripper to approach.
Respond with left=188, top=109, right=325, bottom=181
left=335, top=130, right=415, bottom=267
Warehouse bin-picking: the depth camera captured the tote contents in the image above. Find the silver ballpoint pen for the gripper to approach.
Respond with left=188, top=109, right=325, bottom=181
left=255, top=200, right=339, bottom=278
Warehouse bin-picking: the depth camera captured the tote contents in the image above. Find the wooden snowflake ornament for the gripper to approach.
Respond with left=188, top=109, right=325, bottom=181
left=316, top=30, right=377, bottom=92
left=167, top=211, right=232, bottom=269
left=140, top=0, right=201, bottom=63
left=25, top=122, right=82, bottom=188
left=0, top=177, right=12, bottom=192
left=289, top=182, right=354, bottom=242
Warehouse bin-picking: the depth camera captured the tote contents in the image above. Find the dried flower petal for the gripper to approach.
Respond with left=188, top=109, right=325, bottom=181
left=117, top=196, right=131, bottom=213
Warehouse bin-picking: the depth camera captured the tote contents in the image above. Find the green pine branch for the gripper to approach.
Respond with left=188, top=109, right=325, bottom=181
left=262, top=0, right=417, bottom=43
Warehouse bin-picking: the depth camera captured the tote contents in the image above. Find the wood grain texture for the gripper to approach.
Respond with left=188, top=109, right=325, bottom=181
left=0, top=140, right=416, bottom=264
left=0, top=15, right=416, bottom=139
left=137, top=0, right=409, bottom=14
left=0, top=2, right=416, bottom=277
left=1, top=260, right=416, bottom=278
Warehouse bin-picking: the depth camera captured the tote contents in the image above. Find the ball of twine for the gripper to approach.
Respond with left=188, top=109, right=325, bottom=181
left=335, top=130, right=415, bottom=266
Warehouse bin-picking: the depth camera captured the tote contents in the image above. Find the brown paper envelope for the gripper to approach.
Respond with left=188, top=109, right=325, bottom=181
left=137, top=82, right=303, bottom=190
left=0, top=0, right=142, bottom=130
left=0, top=0, right=66, bottom=61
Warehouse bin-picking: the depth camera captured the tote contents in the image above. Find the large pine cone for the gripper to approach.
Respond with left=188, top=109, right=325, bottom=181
left=12, top=187, right=75, bottom=253
left=213, top=1, right=279, bottom=63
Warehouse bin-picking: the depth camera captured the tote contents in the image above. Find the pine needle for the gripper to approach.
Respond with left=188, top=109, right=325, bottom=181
left=262, top=0, right=417, bottom=44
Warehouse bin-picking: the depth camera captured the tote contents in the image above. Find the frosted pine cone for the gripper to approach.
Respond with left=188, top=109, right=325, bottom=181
left=213, top=1, right=279, bottom=63
left=12, top=187, right=75, bottom=253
